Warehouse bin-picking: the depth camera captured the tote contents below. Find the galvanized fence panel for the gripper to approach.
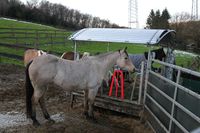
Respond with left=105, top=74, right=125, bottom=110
left=144, top=58, right=200, bottom=133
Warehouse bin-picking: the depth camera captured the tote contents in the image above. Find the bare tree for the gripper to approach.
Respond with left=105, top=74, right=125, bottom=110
left=170, top=12, right=191, bottom=23
left=26, top=0, right=39, bottom=9
left=170, top=12, right=200, bottom=52
left=0, top=0, right=9, bottom=16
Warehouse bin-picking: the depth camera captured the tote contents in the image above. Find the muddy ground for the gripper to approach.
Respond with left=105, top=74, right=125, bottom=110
left=0, top=64, right=152, bottom=133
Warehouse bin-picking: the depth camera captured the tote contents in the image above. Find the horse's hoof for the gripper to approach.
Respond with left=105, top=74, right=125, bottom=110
left=33, top=121, right=41, bottom=127
left=91, top=117, right=97, bottom=123
left=83, top=112, right=89, bottom=118
left=48, top=118, right=55, bottom=124
left=86, top=116, right=97, bottom=123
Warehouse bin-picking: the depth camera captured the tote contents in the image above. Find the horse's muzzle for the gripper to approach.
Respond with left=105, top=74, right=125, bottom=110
left=130, top=68, right=135, bottom=73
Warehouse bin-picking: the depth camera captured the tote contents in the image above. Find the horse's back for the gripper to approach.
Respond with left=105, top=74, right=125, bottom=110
left=28, top=54, right=102, bottom=90
left=29, top=54, right=59, bottom=86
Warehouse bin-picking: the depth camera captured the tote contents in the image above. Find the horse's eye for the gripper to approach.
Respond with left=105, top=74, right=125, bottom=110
left=125, top=57, right=128, bottom=60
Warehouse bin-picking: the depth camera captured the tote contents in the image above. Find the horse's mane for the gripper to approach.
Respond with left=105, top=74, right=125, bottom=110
left=94, top=51, right=115, bottom=58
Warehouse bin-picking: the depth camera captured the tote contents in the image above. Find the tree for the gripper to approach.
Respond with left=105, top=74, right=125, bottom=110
left=0, top=0, right=120, bottom=29
left=161, top=8, right=171, bottom=28
left=154, top=10, right=161, bottom=28
left=0, top=0, right=9, bottom=17
left=146, top=8, right=171, bottom=29
left=26, top=0, right=38, bottom=9
left=146, top=9, right=155, bottom=29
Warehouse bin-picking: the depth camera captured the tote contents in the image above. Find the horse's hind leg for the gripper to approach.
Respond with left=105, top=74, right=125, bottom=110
left=83, top=89, right=89, bottom=117
left=31, top=85, right=47, bottom=126
left=31, top=89, right=42, bottom=127
left=39, top=95, right=55, bottom=123
left=87, top=88, right=98, bottom=122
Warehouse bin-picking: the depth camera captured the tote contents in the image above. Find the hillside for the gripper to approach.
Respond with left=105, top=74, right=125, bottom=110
left=0, top=0, right=120, bottom=30
left=0, top=18, right=57, bottom=29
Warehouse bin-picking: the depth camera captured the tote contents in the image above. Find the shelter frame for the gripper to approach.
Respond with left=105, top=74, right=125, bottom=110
left=69, top=28, right=189, bottom=119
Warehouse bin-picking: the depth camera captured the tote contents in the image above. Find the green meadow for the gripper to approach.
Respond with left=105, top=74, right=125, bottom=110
left=0, top=18, right=196, bottom=68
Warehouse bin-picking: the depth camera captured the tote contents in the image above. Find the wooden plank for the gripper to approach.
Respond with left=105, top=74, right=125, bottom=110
left=0, top=43, right=32, bottom=49
left=0, top=27, right=67, bottom=32
left=0, top=52, right=23, bottom=60
left=71, top=92, right=143, bottom=117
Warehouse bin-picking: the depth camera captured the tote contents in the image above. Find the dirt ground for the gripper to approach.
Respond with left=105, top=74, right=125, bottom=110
left=0, top=64, right=152, bottom=133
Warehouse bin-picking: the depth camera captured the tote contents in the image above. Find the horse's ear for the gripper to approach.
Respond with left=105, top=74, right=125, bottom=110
left=118, top=49, right=121, bottom=53
left=124, top=47, right=127, bottom=51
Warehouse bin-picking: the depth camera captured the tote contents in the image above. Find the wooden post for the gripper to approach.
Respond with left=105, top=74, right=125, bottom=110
left=51, top=32, right=53, bottom=48
left=64, top=32, right=67, bottom=46
left=37, top=30, right=39, bottom=48
left=12, top=28, right=17, bottom=45
left=25, top=31, right=28, bottom=45
left=34, top=30, right=39, bottom=49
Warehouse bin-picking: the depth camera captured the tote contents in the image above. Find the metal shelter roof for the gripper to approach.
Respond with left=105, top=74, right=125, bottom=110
left=69, top=28, right=175, bottom=45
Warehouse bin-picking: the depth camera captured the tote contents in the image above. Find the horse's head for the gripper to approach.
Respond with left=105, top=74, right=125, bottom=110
left=116, top=47, right=135, bottom=72
left=153, top=48, right=166, bottom=61
left=144, top=48, right=166, bottom=61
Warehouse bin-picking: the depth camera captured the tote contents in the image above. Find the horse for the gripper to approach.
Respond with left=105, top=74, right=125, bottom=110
left=129, top=48, right=166, bottom=72
left=24, top=49, right=46, bottom=66
left=60, top=51, right=83, bottom=60
left=25, top=47, right=135, bottom=126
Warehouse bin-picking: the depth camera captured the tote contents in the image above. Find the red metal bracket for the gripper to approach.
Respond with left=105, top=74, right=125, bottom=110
left=108, top=70, right=124, bottom=99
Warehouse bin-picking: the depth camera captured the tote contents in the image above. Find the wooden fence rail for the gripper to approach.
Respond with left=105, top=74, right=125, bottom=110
left=0, top=28, right=70, bottom=63
left=0, top=43, right=63, bottom=63
left=0, top=27, right=69, bottom=48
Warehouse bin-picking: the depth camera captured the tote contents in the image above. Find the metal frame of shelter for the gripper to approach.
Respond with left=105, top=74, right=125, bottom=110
left=69, top=28, right=175, bottom=54
left=69, top=28, right=200, bottom=132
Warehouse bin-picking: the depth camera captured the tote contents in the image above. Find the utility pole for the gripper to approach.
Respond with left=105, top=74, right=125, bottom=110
left=128, top=0, right=139, bottom=28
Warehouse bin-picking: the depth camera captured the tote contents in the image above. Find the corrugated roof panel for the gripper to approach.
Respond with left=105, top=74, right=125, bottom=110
left=69, top=28, right=175, bottom=45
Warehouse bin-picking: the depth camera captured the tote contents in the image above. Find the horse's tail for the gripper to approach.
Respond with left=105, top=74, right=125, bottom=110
left=25, top=60, right=33, bottom=118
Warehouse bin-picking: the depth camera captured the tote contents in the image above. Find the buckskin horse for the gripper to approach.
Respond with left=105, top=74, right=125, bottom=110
left=24, top=49, right=46, bottom=66
left=25, top=47, right=135, bottom=126
left=60, top=51, right=83, bottom=60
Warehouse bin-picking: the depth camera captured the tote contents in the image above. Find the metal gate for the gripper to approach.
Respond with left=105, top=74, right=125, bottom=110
left=144, top=57, right=200, bottom=133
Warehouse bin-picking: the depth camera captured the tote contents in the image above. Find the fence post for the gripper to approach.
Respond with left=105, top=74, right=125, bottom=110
left=25, top=31, right=27, bottom=45
left=50, top=32, right=53, bottom=48
left=143, top=49, right=152, bottom=104
left=34, top=30, right=37, bottom=49
left=64, top=32, right=67, bottom=46
left=54, top=30, right=56, bottom=37
left=12, top=28, right=17, bottom=45
left=36, top=30, right=39, bottom=48
left=138, top=61, right=144, bottom=104
left=168, top=69, right=181, bottom=132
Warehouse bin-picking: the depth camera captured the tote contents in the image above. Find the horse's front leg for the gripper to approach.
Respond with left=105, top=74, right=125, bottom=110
left=87, top=88, right=98, bottom=122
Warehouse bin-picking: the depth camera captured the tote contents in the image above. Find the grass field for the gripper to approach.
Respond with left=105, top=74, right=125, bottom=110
left=0, top=18, right=71, bottom=46
left=0, top=18, right=197, bottom=69
left=0, top=18, right=56, bottom=29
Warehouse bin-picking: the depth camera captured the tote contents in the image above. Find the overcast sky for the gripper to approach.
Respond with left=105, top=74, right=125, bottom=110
left=21, top=0, right=195, bottom=28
